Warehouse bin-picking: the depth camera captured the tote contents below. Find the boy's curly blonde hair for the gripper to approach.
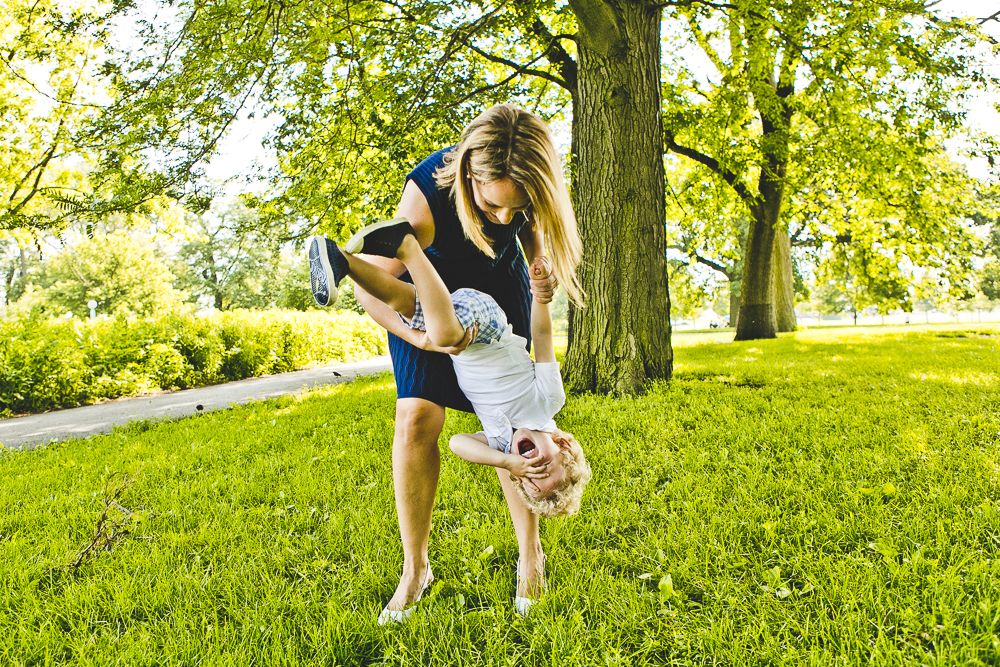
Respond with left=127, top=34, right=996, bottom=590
left=513, top=429, right=591, bottom=518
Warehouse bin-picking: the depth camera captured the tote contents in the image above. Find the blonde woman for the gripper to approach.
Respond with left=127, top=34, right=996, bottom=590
left=347, top=104, right=583, bottom=622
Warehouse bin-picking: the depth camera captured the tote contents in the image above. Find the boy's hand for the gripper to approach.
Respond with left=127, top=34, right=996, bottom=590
left=504, top=453, right=550, bottom=480
left=529, top=255, right=557, bottom=304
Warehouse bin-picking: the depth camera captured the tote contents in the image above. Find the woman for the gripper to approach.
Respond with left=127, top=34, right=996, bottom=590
left=352, top=104, right=583, bottom=621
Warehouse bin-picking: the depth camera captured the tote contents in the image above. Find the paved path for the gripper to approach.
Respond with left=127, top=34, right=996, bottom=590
left=0, top=356, right=393, bottom=451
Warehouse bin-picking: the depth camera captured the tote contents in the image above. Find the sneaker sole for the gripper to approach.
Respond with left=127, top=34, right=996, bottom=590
left=307, top=235, right=338, bottom=307
left=343, top=216, right=410, bottom=255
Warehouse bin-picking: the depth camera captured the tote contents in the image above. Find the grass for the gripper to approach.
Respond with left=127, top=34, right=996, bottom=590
left=2, top=323, right=999, bottom=665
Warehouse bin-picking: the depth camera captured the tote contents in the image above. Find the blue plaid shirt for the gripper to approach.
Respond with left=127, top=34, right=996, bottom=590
left=405, top=288, right=508, bottom=345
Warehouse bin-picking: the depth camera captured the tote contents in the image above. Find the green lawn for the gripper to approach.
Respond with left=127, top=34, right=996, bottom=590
left=2, top=324, right=999, bottom=665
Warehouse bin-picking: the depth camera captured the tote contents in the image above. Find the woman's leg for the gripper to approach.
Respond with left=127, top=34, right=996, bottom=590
left=384, top=397, right=445, bottom=611
left=495, top=469, right=546, bottom=597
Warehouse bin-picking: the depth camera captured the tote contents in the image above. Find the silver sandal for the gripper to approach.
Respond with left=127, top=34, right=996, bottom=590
left=378, top=565, right=433, bottom=625
left=514, top=555, right=547, bottom=616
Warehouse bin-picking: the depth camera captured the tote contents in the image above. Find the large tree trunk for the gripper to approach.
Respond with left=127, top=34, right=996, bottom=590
left=773, top=230, right=797, bottom=332
left=735, top=204, right=779, bottom=340
left=734, top=82, right=791, bottom=340
left=565, top=0, right=672, bottom=394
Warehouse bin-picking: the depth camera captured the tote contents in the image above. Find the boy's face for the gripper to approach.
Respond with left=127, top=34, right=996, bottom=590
left=512, top=428, right=568, bottom=497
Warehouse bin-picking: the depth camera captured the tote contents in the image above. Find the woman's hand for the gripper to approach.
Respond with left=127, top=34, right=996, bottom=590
left=528, top=255, right=558, bottom=304
left=504, top=453, right=550, bottom=480
left=413, top=323, right=478, bottom=356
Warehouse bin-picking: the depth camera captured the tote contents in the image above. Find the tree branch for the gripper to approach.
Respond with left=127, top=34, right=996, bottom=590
left=692, top=252, right=732, bottom=275
left=979, top=9, right=1000, bottom=25
left=567, top=0, right=619, bottom=54
left=463, top=42, right=569, bottom=90
left=663, top=129, right=763, bottom=217
left=528, top=19, right=578, bottom=93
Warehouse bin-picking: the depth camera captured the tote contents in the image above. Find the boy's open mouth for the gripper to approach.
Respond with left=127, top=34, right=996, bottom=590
left=517, top=438, right=537, bottom=458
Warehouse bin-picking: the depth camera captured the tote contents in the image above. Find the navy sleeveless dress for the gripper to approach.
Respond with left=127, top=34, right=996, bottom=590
left=389, top=147, right=532, bottom=412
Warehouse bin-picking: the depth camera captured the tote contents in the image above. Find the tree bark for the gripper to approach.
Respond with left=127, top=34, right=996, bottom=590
left=773, top=230, right=797, bottom=332
left=565, top=0, right=672, bottom=395
left=735, top=205, right=779, bottom=340
left=728, top=277, right=741, bottom=330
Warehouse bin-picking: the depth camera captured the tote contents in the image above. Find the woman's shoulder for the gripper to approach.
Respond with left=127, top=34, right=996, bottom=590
left=406, top=147, right=456, bottom=193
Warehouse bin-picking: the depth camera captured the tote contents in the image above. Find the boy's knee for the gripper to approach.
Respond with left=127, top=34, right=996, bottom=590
left=428, top=328, right=465, bottom=349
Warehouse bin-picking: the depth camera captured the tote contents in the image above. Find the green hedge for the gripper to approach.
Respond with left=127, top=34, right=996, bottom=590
left=0, top=309, right=388, bottom=416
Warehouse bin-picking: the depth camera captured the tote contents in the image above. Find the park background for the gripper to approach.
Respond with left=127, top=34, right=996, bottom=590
left=2, top=0, right=1000, bottom=664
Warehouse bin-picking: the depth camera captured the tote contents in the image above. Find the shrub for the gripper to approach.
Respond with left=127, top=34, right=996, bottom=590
left=0, top=309, right=387, bottom=416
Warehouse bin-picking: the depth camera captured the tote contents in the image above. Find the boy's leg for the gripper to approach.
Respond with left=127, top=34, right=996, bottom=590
left=395, top=236, right=466, bottom=348
left=342, top=252, right=417, bottom=319
left=344, top=217, right=466, bottom=348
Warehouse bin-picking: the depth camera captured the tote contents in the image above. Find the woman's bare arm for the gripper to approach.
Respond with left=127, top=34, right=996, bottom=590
left=353, top=180, right=473, bottom=353
left=518, top=221, right=557, bottom=304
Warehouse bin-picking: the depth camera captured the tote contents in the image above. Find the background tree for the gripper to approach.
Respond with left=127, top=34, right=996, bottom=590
left=666, top=160, right=748, bottom=326
left=174, top=201, right=288, bottom=310
left=17, top=231, right=184, bottom=317
left=659, top=0, right=994, bottom=340
left=666, top=260, right=709, bottom=322
left=975, top=189, right=1000, bottom=303
left=810, top=279, right=851, bottom=323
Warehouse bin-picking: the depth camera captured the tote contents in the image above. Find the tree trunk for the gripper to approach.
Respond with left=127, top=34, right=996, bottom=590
left=773, top=230, right=796, bottom=332
left=728, top=277, right=741, bottom=330
left=734, top=203, right=780, bottom=340
left=565, top=0, right=672, bottom=395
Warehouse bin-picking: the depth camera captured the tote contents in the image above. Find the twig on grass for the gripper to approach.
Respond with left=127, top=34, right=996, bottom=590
left=69, top=473, right=143, bottom=569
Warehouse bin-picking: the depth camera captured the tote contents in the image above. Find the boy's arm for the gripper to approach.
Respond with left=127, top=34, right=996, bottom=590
left=449, top=433, right=549, bottom=479
left=528, top=255, right=556, bottom=364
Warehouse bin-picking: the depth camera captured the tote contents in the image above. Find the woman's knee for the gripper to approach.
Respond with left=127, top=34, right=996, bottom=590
left=394, top=398, right=446, bottom=444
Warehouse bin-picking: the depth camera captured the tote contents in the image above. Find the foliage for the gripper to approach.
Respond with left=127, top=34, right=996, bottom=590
left=793, top=150, right=982, bottom=308
left=819, top=241, right=914, bottom=316
left=667, top=260, right=709, bottom=320
left=2, top=325, right=1000, bottom=663
left=0, top=308, right=387, bottom=415
left=977, top=191, right=1000, bottom=302
left=173, top=200, right=298, bottom=311
left=982, top=263, right=1000, bottom=302
left=810, top=280, right=851, bottom=317
left=0, top=0, right=112, bottom=231
left=666, top=159, right=747, bottom=288
left=82, top=0, right=571, bottom=236
left=14, top=231, right=184, bottom=317
left=659, top=0, right=996, bottom=337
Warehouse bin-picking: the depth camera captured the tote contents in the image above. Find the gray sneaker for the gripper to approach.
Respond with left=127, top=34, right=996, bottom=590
left=307, top=236, right=349, bottom=307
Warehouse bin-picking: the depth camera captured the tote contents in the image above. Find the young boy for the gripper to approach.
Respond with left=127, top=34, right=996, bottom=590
left=307, top=218, right=591, bottom=519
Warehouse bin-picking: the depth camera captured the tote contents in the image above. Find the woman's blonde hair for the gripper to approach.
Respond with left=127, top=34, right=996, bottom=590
left=435, top=104, right=584, bottom=306
left=513, top=429, right=591, bottom=518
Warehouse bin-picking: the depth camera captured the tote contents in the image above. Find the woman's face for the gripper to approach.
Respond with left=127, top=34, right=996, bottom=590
left=469, top=176, right=531, bottom=226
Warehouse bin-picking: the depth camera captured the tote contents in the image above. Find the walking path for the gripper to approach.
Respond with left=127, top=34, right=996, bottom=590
left=0, top=355, right=393, bottom=451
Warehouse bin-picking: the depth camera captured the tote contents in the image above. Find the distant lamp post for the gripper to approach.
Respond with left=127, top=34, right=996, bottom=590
left=88, top=300, right=98, bottom=321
